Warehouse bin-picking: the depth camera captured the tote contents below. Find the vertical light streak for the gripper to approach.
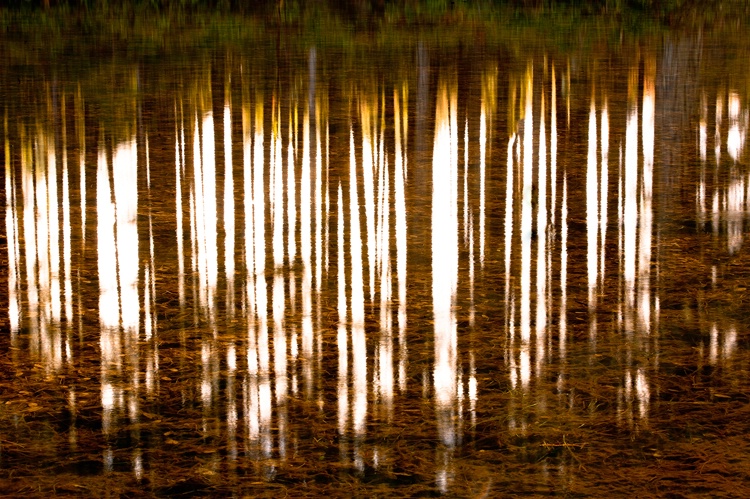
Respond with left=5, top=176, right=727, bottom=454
left=560, top=174, right=568, bottom=359
left=97, top=144, right=120, bottom=366
left=273, top=271, right=287, bottom=404
left=315, top=98, right=323, bottom=290
left=520, top=66, right=533, bottom=346
left=550, top=65, right=557, bottom=227
left=432, top=78, right=458, bottom=440
left=586, top=97, right=599, bottom=307
left=287, top=104, right=297, bottom=264
left=145, top=135, right=156, bottom=340
left=716, top=92, right=723, bottom=167
left=479, top=93, right=487, bottom=266
left=394, top=87, right=408, bottom=392
left=61, top=96, right=72, bottom=326
left=21, top=131, right=38, bottom=342
left=113, top=138, right=139, bottom=336
left=242, top=103, right=255, bottom=318
left=47, top=134, right=61, bottom=324
left=202, top=112, right=218, bottom=320
left=5, top=115, right=20, bottom=333
left=337, top=183, right=349, bottom=436
left=350, top=124, right=367, bottom=440
left=301, top=108, right=313, bottom=395
left=253, top=99, right=265, bottom=280
left=225, top=96, right=236, bottom=314
left=176, top=108, right=186, bottom=307
left=536, top=91, right=548, bottom=373
left=600, top=99, right=609, bottom=282
left=504, top=133, right=515, bottom=344
left=698, top=92, right=707, bottom=225
left=378, top=153, right=393, bottom=413
left=76, top=87, right=86, bottom=242
left=273, top=98, right=285, bottom=268
left=35, top=134, right=50, bottom=321
left=360, top=97, right=377, bottom=303
left=623, top=68, right=639, bottom=320
left=727, top=92, right=744, bottom=162
left=638, top=58, right=655, bottom=333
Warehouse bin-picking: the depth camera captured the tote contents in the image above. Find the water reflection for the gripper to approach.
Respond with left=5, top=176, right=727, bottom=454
left=3, top=37, right=750, bottom=496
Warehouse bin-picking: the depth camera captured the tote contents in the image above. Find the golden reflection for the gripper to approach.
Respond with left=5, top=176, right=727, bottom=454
left=520, top=65, right=533, bottom=348
left=360, top=93, right=378, bottom=303
left=225, top=92, right=236, bottom=312
left=394, top=86, right=408, bottom=392
left=479, top=66, right=497, bottom=266
left=337, top=183, right=349, bottom=438
left=5, top=114, right=20, bottom=335
left=623, top=66, right=639, bottom=327
left=432, top=76, right=459, bottom=493
left=727, top=91, right=746, bottom=162
left=536, top=88, right=548, bottom=375
left=638, top=57, right=655, bottom=334
left=301, top=107, right=313, bottom=395
left=350, top=121, right=368, bottom=467
left=61, top=96, right=72, bottom=328
left=586, top=96, right=598, bottom=309
left=600, top=99, right=609, bottom=283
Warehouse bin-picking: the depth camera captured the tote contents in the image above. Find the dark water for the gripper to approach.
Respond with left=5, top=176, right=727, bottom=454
left=2, top=10, right=750, bottom=497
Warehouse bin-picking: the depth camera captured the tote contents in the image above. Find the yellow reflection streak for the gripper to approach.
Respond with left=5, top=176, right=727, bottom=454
left=536, top=90, right=548, bottom=375
left=360, top=97, right=376, bottom=303
left=114, top=138, right=140, bottom=338
left=586, top=96, right=598, bottom=309
left=350, top=123, right=367, bottom=443
left=716, top=92, right=723, bottom=167
left=35, top=133, right=50, bottom=323
left=727, top=92, right=745, bottom=162
left=378, top=153, right=393, bottom=414
left=61, top=97, right=72, bottom=327
left=301, top=108, right=313, bottom=395
left=600, top=99, right=609, bottom=282
left=432, top=78, right=459, bottom=494
left=560, top=174, right=568, bottom=359
left=504, top=132, right=515, bottom=350
left=394, top=87, right=408, bottom=392
left=520, top=66, right=533, bottom=347
left=97, top=145, right=119, bottom=332
left=288, top=104, right=297, bottom=264
left=623, top=67, right=639, bottom=324
left=273, top=274, right=287, bottom=403
left=175, top=106, right=186, bottom=307
left=46, top=134, right=61, bottom=324
left=315, top=96, right=323, bottom=290
left=638, top=58, right=655, bottom=334
left=225, top=97, right=236, bottom=314
left=698, top=93, right=707, bottom=226
left=273, top=97, right=284, bottom=268
left=432, top=78, right=458, bottom=432
left=5, top=115, right=21, bottom=334
left=479, top=90, right=486, bottom=266
left=75, top=87, right=86, bottom=242
left=21, top=130, right=38, bottom=349
left=242, top=102, right=255, bottom=318
left=550, top=65, right=558, bottom=227
left=337, top=184, right=349, bottom=437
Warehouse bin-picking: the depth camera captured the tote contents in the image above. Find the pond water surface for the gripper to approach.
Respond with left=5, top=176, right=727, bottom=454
left=2, top=10, right=750, bottom=497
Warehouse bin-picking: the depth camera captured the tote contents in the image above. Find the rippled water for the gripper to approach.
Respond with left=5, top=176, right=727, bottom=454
left=2, top=13, right=750, bottom=496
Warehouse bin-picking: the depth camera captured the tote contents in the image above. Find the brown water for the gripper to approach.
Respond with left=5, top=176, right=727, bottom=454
left=2, top=14, right=750, bottom=497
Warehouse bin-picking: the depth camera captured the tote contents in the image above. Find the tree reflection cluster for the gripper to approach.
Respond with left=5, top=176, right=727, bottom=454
left=3, top=40, right=750, bottom=495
